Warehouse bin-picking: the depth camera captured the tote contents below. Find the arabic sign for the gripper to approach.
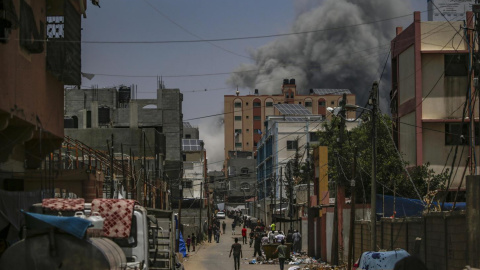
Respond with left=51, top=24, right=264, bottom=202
left=428, top=0, right=474, bottom=21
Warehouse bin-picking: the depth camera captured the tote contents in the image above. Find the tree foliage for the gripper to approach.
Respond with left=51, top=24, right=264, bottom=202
left=313, top=113, right=448, bottom=203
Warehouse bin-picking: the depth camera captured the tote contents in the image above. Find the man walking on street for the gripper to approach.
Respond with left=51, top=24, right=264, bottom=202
left=191, top=233, right=196, bottom=252
left=229, top=238, right=243, bottom=270
left=192, top=233, right=197, bottom=252
left=208, top=225, right=212, bottom=243
left=274, top=239, right=287, bottom=270
left=292, top=230, right=301, bottom=253
left=241, top=226, right=247, bottom=244
left=222, top=220, right=226, bottom=234
left=253, top=232, right=262, bottom=258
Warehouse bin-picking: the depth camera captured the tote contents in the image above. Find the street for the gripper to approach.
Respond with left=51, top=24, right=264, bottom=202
left=183, top=218, right=284, bottom=270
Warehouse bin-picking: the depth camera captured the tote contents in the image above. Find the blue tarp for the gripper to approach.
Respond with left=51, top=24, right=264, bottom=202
left=358, top=249, right=410, bottom=270
left=376, top=195, right=466, bottom=218
left=23, top=211, right=91, bottom=239
left=179, top=231, right=187, bottom=257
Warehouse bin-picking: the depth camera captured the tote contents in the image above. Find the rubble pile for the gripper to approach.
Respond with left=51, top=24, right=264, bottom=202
left=243, top=252, right=348, bottom=270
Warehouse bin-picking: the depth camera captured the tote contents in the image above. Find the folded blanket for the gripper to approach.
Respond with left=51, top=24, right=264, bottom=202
left=42, top=198, right=85, bottom=211
left=91, top=199, right=136, bottom=238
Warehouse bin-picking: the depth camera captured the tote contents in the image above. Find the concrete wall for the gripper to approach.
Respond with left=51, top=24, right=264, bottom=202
left=352, top=212, right=467, bottom=270
left=398, top=46, right=415, bottom=105
left=399, top=112, right=416, bottom=165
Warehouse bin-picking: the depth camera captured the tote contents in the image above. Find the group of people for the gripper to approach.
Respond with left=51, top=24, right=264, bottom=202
left=207, top=217, right=226, bottom=243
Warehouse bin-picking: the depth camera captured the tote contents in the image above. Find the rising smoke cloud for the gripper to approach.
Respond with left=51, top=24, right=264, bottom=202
left=199, top=115, right=225, bottom=171
left=227, top=0, right=412, bottom=111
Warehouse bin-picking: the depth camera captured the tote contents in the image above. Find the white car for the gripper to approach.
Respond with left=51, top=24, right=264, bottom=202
left=216, top=211, right=226, bottom=219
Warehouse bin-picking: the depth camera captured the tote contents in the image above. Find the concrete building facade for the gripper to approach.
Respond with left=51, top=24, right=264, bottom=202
left=224, top=79, right=356, bottom=163
left=226, top=151, right=256, bottom=203
left=390, top=11, right=477, bottom=191
left=64, top=85, right=183, bottom=202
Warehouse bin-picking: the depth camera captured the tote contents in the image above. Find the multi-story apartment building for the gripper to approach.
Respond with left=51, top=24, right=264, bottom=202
left=1, top=0, right=87, bottom=178
left=390, top=11, right=477, bottom=192
left=224, top=79, right=356, bottom=163
left=182, top=138, right=205, bottom=201
left=64, top=85, right=183, bottom=202
left=226, top=151, right=256, bottom=203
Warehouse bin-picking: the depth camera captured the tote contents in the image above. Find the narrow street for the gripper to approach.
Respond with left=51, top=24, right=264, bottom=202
left=183, top=218, right=283, bottom=270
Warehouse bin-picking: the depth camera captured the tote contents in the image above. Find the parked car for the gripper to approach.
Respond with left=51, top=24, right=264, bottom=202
left=216, top=211, right=226, bottom=219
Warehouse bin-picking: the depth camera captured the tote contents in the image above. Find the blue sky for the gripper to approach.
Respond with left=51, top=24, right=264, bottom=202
left=81, top=0, right=426, bottom=168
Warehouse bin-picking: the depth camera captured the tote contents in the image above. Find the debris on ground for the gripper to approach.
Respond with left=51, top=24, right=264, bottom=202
left=242, top=252, right=348, bottom=269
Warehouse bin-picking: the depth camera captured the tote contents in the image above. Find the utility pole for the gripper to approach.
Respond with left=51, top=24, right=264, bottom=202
left=280, top=166, right=283, bottom=232
left=121, top=143, right=126, bottom=199
left=306, top=117, right=314, bottom=257
left=348, top=147, right=357, bottom=270
left=371, top=81, right=379, bottom=251
left=143, top=131, right=147, bottom=206
left=332, top=93, right=346, bottom=264
left=110, top=134, right=114, bottom=198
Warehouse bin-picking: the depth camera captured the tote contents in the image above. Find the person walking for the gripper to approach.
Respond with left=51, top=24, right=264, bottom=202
left=213, top=225, right=218, bottom=243
left=215, top=226, right=220, bottom=243
left=186, top=235, right=191, bottom=252
left=292, top=230, right=301, bottom=253
left=249, top=230, right=255, bottom=248
left=229, top=238, right=243, bottom=270
left=274, top=239, right=287, bottom=270
left=231, top=221, right=236, bottom=235
left=222, top=220, right=226, bottom=234
left=253, top=232, right=262, bottom=258
left=270, top=222, right=276, bottom=232
left=191, top=233, right=196, bottom=252
left=208, top=225, right=212, bottom=243
left=241, top=226, right=247, bottom=244
left=275, top=231, right=285, bottom=243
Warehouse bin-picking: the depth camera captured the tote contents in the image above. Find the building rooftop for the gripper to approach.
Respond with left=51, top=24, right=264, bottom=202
left=312, top=89, right=351, bottom=95
left=274, top=104, right=312, bottom=115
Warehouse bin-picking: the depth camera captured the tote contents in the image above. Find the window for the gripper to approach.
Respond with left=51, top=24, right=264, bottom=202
left=185, top=134, right=191, bottom=139
left=445, top=123, right=479, bottom=145
left=298, top=102, right=302, bottom=105
left=246, top=102, right=249, bottom=106
left=241, top=167, right=249, bottom=174
left=240, top=182, right=250, bottom=192
left=235, top=102, right=242, bottom=108
left=287, top=140, right=298, bottom=150
left=246, top=129, right=249, bottom=132
left=445, top=54, right=468, bottom=76
left=318, top=100, right=326, bottom=107
left=309, top=132, right=320, bottom=142
left=254, top=141, right=258, bottom=147
left=235, top=129, right=242, bottom=134
left=235, top=142, right=242, bottom=148
left=254, top=129, right=262, bottom=134
left=253, top=102, right=261, bottom=107
left=253, top=116, right=261, bottom=121
left=331, top=101, right=335, bottom=105
left=246, top=116, right=249, bottom=119
left=182, top=181, right=193, bottom=189
left=266, top=102, right=273, bottom=107
left=305, top=102, right=312, bottom=107
left=235, top=116, right=242, bottom=121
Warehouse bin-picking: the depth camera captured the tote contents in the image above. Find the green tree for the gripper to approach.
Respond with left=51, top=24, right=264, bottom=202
left=316, top=113, right=448, bottom=203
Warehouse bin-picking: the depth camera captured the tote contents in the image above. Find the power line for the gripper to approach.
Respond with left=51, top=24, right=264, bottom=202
left=13, top=11, right=422, bottom=45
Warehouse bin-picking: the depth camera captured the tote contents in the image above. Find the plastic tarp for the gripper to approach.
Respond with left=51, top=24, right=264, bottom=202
left=23, top=211, right=91, bottom=239
left=179, top=231, right=187, bottom=257
left=376, top=195, right=466, bottom=218
left=358, top=249, right=410, bottom=270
